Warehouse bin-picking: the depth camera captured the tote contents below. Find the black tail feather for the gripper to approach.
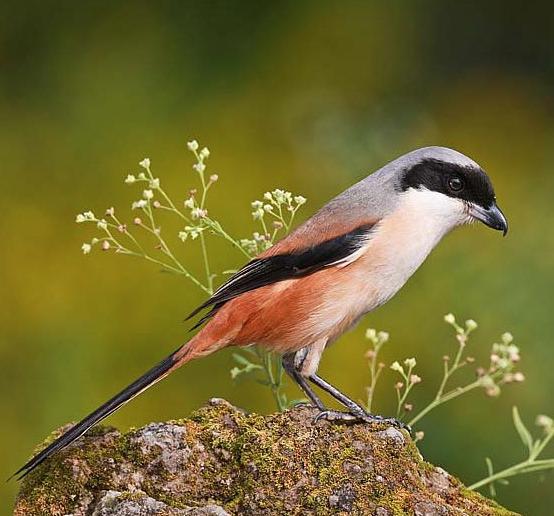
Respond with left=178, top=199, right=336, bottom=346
left=13, top=346, right=181, bottom=480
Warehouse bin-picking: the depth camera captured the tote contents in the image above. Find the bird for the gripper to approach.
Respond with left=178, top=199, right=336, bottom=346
left=15, top=146, right=508, bottom=479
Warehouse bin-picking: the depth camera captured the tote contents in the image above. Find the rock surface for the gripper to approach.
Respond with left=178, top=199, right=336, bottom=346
left=15, top=399, right=517, bottom=515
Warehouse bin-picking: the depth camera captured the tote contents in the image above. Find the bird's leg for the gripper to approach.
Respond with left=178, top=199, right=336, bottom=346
left=282, top=353, right=326, bottom=411
left=309, top=373, right=410, bottom=431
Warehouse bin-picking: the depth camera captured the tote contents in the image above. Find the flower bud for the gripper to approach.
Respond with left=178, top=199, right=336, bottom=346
left=390, top=361, right=404, bottom=374
left=465, top=319, right=478, bottom=331
left=444, top=313, right=456, bottom=325
left=404, top=357, right=417, bottom=368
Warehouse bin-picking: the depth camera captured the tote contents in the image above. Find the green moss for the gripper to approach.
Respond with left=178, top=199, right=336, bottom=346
left=15, top=401, right=519, bottom=515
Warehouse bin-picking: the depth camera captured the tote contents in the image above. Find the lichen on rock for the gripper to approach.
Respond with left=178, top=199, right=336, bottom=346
left=15, top=398, right=518, bottom=515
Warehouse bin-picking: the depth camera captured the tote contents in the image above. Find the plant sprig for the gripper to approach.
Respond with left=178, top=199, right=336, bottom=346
left=468, top=407, right=554, bottom=496
left=76, top=140, right=308, bottom=411
left=362, top=314, right=552, bottom=497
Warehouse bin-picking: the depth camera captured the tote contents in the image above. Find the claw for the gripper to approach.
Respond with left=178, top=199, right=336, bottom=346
left=314, top=410, right=411, bottom=434
left=314, top=410, right=358, bottom=423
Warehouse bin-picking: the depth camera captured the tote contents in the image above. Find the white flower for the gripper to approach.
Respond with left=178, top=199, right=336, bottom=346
left=536, top=414, right=554, bottom=431
left=390, top=361, right=404, bottom=374
left=180, top=226, right=201, bottom=240
left=184, top=198, right=195, bottom=209
left=199, top=147, right=210, bottom=159
left=251, top=200, right=263, bottom=209
left=444, top=313, right=456, bottom=325
left=501, top=332, right=514, bottom=344
left=365, top=328, right=377, bottom=341
left=404, top=357, right=417, bottom=368
left=513, top=372, right=525, bottom=382
left=187, top=140, right=199, bottom=151
left=143, top=189, right=154, bottom=200
left=263, top=192, right=272, bottom=201
left=486, top=385, right=501, bottom=397
left=209, top=174, right=218, bottom=182
left=252, top=208, right=264, bottom=220
left=465, top=319, right=478, bottom=331
left=101, top=240, right=110, bottom=251
left=81, top=243, right=92, bottom=254
left=410, top=374, right=422, bottom=384
left=263, top=204, right=273, bottom=212
left=125, top=174, right=136, bottom=184
left=132, top=199, right=148, bottom=210
left=272, top=189, right=286, bottom=203
left=149, top=178, right=160, bottom=189
left=294, top=195, right=307, bottom=205
left=193, top=162, right=206, bottom=173
left=507, top=344, right=520, bottom=362
left=77, top=210, right=95, bottom=221
left=480, top=375, right=495, bottom=388
left=138, top=172, right=146, bottom=180
left=377, top=331, right=389, bottom=343
left=97, top=219, right=108, bottom=230
left=191, top=207, right=206, bottom=219
left=139, top=158, right=151, bottom=169
left=414, top=431, right=425, bottom=442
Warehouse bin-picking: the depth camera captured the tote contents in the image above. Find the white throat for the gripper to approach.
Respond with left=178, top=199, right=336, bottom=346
left=362, top=188, right=469, bottom=307
left=397, top=187, right=470, bottom=237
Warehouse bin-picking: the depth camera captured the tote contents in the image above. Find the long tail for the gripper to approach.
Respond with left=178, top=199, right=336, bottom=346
left=14, top=343, right=197, bottom=480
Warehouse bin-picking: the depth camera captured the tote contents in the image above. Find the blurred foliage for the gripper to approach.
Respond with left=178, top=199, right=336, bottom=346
left=1, top=1, right=553, bottom=514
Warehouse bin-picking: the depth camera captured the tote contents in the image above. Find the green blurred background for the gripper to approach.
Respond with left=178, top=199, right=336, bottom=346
left=2, top=1, right=553, bottom=513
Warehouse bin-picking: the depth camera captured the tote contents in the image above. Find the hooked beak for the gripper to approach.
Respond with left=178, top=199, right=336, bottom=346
left=469, top=202, right=508, bottom=236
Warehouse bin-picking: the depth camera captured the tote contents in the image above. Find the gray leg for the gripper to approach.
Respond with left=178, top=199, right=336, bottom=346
left=282, top=353, right=326, bottom=411
left=309, top=373, right=410, bottom=431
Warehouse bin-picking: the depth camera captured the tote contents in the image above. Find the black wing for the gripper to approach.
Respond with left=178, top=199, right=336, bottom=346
left=187, top=223, right=375, bottom=327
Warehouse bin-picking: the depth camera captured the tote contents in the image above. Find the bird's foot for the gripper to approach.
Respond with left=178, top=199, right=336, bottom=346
left=360, top=413, right=412, bottom=433
left=314, top=409, right=411, bottom=433
left=314, top=410, right=358, bottom=423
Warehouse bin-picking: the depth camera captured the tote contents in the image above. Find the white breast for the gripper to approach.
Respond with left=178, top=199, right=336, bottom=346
left=296, top=188, right=469, bottom=345
left=362, top=188, right=468, bottom=308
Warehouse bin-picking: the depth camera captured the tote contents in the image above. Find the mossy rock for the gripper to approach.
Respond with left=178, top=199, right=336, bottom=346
left=15, top=399, right=518, bottom=515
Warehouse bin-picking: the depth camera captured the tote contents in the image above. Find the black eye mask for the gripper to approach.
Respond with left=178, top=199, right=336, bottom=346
left=399, top=158, right=496, bottom=209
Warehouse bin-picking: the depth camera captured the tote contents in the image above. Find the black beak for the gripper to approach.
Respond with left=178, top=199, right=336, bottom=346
left=469, top=202, right=508, bottom=236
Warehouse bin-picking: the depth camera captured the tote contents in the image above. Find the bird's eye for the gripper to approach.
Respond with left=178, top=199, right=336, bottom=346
left=448, top=176, right=464, bottom=192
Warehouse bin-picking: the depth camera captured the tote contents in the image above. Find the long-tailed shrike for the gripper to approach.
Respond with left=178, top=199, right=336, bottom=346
left=16, top=146, right=508, bottom=478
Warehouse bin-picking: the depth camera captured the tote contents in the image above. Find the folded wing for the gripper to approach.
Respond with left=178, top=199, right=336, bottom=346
left=187, top=222, right=376, bottom=327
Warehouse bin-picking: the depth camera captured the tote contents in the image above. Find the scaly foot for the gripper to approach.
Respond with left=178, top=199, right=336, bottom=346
left=314, top=409, right=411, bottom=433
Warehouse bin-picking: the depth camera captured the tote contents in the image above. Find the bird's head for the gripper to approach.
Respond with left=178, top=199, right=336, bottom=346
left=395, top=146, right=508, bottom=236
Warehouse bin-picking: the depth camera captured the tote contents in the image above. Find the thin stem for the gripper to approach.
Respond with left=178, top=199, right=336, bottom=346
left=533, top=430, right=554, bottom=458
left=206, top=219, right=252, bottom=258
left=468, top=458, right=554, bottom=491
left=136, top=213, right=210, bottom=294
left=409, top=380, right=481, bottom=427
left=255, top=347, right=285, bottom=412
left=199, top=232, right=213, bottom=293
left=366, top=358, right=382, bottom=413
